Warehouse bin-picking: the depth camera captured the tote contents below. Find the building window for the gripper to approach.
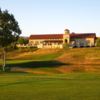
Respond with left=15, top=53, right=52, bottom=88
left=65, top=39, right=68, bottom=43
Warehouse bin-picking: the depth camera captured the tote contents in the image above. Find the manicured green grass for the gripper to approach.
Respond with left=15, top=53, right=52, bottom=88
left=0, top=73, right=100, bottom=100
left=0, top=48, right=100, bottom=100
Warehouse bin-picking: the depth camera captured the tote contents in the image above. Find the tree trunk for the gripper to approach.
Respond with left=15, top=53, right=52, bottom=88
left=2, top=48, right=6, bottom=71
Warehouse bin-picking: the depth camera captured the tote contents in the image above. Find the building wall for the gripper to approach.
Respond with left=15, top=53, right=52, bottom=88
left=29, top=37, right=95, bottom=48
left=29, top=39, right=63, bottom=48
left=70, top=37, right=95, bottom=47
left=29, top=39, right=43, bottom=46
left=86, top=38, right=95, bottom=46
left=74, top=38, right=87, bottom=47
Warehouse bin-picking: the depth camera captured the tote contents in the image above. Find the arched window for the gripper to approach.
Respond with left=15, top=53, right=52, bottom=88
left=65, top=39, right=68, bottom=43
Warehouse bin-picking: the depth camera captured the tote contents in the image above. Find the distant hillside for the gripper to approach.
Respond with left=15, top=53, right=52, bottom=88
left=57, top=47, right=100, bottom=64
left=2, top=47, right=100, bottom=73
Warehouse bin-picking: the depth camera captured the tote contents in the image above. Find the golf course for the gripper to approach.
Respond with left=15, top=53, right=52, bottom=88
left=0, top=47, right=100, bottom=100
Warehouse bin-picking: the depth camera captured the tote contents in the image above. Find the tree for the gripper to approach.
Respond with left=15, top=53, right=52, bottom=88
left=17, top=37, right=29, bottom=45
left=0, top=9, right=21, bottom=71
left=96, top=38, right=100, bottom=47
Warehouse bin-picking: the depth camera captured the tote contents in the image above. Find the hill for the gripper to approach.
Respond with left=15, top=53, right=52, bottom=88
left=0, top=47, right=100, bottom=73
left=57, top=47, right=100, bottom=64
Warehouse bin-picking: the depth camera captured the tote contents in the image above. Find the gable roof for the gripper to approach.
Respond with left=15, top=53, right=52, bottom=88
left=29, top=34, right=63, bottom=39
left=70, top=33, right=96, bottom=38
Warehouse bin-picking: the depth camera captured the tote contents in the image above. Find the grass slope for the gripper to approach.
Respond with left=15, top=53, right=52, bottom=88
left=0, top=48, right=100, bottom=100
left=0, top=73, right=100, bottom=100
left=0, top=47, right=100, bottom=73
left=57, top=47, right=100, bottom=64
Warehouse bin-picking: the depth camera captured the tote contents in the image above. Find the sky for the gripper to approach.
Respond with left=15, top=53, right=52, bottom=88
left=0, top=0, right=100, bottom=36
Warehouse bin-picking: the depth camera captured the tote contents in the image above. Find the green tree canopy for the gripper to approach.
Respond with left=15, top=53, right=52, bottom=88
left=96, top=38, right=100, bottom=47
left=17, top=37, right=29, bottom=45
left=0, top=9, right=21, bottom=71
left=0, top=9, right=21, bottom=47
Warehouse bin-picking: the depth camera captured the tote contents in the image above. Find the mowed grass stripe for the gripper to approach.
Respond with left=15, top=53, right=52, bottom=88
left=0, top=73, right=100, bottom=100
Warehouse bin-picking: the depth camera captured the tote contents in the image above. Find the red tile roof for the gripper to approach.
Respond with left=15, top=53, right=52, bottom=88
left=29, top=34, right=63, bottom=39
left=29, top=33, right=96, bottom=40
left=70, top=33, right=96, bottom=38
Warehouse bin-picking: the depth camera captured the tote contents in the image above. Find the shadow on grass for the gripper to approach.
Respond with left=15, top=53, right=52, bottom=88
left=7, top=60, right=67, bottom=68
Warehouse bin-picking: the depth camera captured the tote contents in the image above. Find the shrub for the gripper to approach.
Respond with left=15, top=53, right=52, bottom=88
left=96, top=38, right=100, bottom=47
left=63, top=43, right=69, bottom=49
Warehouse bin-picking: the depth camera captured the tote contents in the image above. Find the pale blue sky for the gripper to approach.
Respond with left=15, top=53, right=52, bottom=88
left=0, top=0, right=100, bottom=36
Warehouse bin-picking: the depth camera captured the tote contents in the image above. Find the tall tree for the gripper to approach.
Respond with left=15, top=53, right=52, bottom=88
left=0, top=9, right=21, bottom=71
left=17, top=37, right=29, bottom=45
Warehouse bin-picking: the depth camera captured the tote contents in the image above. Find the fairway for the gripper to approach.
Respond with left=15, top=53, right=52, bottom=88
left=0, top=48, right=100, bottom=100
left=0, top=73, right=100, bottom=100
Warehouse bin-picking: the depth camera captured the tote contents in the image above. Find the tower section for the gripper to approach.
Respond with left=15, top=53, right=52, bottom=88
left=63, top=29, right=70, bottom=44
